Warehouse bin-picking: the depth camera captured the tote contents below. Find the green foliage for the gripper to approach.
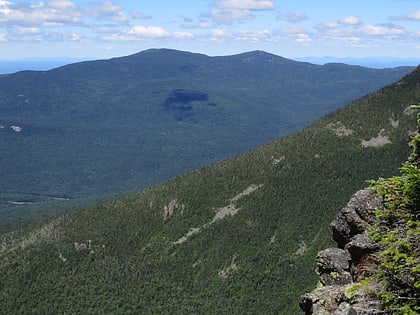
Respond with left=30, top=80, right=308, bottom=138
left=0, top=49, right=413, bottom=232
left=368, top=105, right=420, bottom=314
left=0, top=65, right=419, bottom=313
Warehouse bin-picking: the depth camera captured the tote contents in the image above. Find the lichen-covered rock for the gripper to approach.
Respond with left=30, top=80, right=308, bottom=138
left=300, top=190, right=385, bottom=314
left=344, top=233, right=381, bottom=281
left=331, top=190, right=382, bottom=248
left=300, top=286, right=346, bottom=315
left=317, top=248, right=352, bottom=286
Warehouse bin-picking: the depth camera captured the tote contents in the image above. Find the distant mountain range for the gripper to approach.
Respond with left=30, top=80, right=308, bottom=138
left=296, top=56, right=420, bottom=69
left=1, top=60, right=418, bottom=314
left=1, top=54, right=419, bottom=74
left=0, top=49, right=414, bottom=232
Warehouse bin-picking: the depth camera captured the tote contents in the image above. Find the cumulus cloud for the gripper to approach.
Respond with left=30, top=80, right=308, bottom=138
left=356, top=24, right=406, bottom=36
left=277, top=12, right=308, bottom=23
left=127, top=25, right=169, bottom=38
left=102, top=25, right=171, bottom=41
left=182, top=21, right=213, bottom=29
left=294, top=33, right=312, bottom=43
left=317, top=16, right=361, bottom=30
left=87, top=1, right=128, bottom=23
left=0, top=0, right=129, bottom=27
left=12, top=26, right=40, bottom=35
left=408, top=10, right=420, bottom=20
left=210, top=0, right=274, bottom=24
left=0, top=0, right=83, bottom=26
left=236, top=29, right=270, bottom=42
left=209, top=9, right=255, bottom=24
left=392, top=10, right=420, bottom=21
left=131, top=11, right=152, bottom=20
left=217, top=0, right=275, bottom=10
left=281, top=25, right=308, bottom=35
left=339, top=16, right=360, bottom=25
left=209, top=29, right=233, bottom=41
left=173, top=31, right=193, bottom=39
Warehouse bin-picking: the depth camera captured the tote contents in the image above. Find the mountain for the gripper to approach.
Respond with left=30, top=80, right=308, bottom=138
left=0, top=49, right=413, bottom=232
left=296, top=56, right=420, bottom=69
left=1, top=65, right=419, bottom=314
left=0, top=58, right=90, bottom=74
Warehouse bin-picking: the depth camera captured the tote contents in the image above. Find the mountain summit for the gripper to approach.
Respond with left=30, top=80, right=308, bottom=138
left=0, top=49, right=413, bottom=231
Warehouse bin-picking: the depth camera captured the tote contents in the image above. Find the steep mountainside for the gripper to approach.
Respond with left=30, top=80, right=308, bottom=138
left=0, top=49, right=413, bottom=232
left=1, top=67, right=419, bottom=314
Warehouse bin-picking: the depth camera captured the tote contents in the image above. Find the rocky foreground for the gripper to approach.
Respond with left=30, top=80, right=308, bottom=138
left=300, top=190, right=386, bottom=315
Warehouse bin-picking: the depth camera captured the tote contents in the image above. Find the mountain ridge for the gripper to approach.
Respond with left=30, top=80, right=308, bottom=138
left=1, top=65, right=419, bottom=314
left=0, top=49, right=414, bottom=232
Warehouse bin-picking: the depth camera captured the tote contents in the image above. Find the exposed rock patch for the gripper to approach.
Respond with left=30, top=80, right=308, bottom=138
left=271, top=156, right=286, bottom=165
left=390, top=118, right=399, bottom=128
left=295, top=241, right=308, bottom=255
left=300, top=190, right=385, bottom=315
left=327, top=121, right=354, bottom=136
left=361, top=129, right=391, bottom=147
left=174, top=185, right=262, bottom=244
left=218, top=256, right=238, bottom=278
left=404, top=106, right=415, bottom=115
left=230, top=184, right=262, bottom=202
left=163, top=199, right=185, bottom=221
left=0, top=216, right=63, bottom=255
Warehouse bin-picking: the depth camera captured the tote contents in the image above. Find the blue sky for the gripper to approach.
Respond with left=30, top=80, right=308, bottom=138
left=0, top=0, right=419, bottom=60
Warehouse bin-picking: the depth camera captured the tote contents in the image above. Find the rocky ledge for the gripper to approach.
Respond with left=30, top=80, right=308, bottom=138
left=300, top=189, right=387, bottom=315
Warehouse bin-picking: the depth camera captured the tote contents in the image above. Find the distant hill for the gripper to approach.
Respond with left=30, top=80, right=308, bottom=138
left=0, top=65, right=418, bottom=314
left=296, top=56, right=420, bottom=69
left=0, top=58, right=91, bottom=74
left=0, top=49, right=413, bottom=232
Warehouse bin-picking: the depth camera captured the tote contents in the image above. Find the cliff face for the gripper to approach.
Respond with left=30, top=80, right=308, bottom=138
left=300, top=190, right=386, bottom=315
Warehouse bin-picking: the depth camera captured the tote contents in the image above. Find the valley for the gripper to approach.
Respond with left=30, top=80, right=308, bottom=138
left=0, top=59, right=418, bottom=313
left=0, top=49, right=413, bottom=232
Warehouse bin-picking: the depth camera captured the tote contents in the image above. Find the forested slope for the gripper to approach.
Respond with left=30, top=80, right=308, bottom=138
left=1, top=67, right=419, bottom=314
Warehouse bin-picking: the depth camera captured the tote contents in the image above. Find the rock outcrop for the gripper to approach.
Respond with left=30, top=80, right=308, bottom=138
left=300, top=190, right=386, bottom=315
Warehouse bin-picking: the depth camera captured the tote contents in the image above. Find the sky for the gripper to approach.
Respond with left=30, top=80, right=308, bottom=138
left=0, top=0, right=420, bottom=61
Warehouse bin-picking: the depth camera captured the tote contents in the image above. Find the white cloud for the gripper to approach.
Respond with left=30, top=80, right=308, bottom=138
left=356, top=25, right=406, bottom=36
left=173, top=31, right=193, bottom=39
left=132, top=11, right=152, bottom=20
left=47, top=0, right=78, bottom=11
left=42, top=22, right=64, bottom=27
left=0, top=33, right=7, bottom=41
left=87, top=1, right=122, bottom=14
left=317, top=16, right=361, bottom=30
left=392, top=10, right=420, bottom=21
left=182, top=20, right=213, bottom=29
left=236, top=29, right=270, bottom=42
left=13, top=26, right=39, bottom=35
left=210, top=9, right=255, bottom=24
left=210, top=0, right=274, bottom=24
left=217, top=0, right=275, bottom=10
left=127, top=26, right=170, bottom=38
left=0, top=0, right=83, bottom=26
left=317, top=21, right=340, bottom=29
left=277, top=12, right=308, bottom=23
left=109, top=11, right=128, bottom=23
left=408, top=10, right=420, bottom=20
left=210, top=29, right=233, bottom=41
left=87, top=1, right=128, bottom=23
left=101, top=25, right=173, bottom=41
left=69, top=32, right=81, bottom=41
left=294, top=33, right=312, bottom=43
left=281, top=26, right=308, bottom=35
left=339, top=16, right=360, bottom=25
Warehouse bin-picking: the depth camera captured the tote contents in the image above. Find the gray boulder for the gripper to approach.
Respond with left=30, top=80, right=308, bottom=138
left=331, top=190, right=382, bottom=248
